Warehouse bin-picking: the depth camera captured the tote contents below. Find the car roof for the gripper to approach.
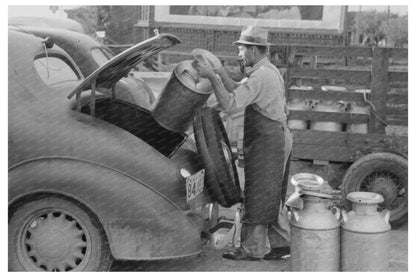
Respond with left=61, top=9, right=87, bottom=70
left=68, top=33, right=181, bottom=99
left=8, top=27, right=83, bottom=95
left=9, top=25, right=111, bottom=76
left=9, top=16, right=85, bottom=33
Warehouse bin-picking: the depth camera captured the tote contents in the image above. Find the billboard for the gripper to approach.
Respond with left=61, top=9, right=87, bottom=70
left=154, top=6, right=345, bottom=33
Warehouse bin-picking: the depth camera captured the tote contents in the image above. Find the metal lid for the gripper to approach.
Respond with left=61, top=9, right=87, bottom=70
left=192, top=48, right=222, bottom=70
left=347, top=191, right=384, bottom=204
left=291, top=173, right=324, bottom=191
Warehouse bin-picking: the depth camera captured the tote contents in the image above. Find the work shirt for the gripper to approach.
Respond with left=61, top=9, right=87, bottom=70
left=223, top=57, right=288, bottom=123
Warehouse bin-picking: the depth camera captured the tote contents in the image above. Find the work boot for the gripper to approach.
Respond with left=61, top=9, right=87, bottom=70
left=263, top=246, right=290, bottom=260
left=222, top=247, right=262, bottom=261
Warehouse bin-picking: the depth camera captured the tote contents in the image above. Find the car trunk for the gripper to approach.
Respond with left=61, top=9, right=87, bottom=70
left=80, top=98, right=186, bottom=158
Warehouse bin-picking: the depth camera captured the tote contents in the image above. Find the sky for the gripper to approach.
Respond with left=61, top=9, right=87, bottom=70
left=348, top=5, right=408, bottom=15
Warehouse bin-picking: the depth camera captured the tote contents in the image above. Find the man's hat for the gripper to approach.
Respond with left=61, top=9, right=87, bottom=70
left=233, top=25, right=269, bottom=46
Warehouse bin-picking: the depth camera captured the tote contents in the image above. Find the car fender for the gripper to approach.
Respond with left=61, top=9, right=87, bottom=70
left=8, top=157, right=202, bottom=261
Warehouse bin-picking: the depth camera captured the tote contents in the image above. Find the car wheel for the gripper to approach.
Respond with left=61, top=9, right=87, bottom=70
left=341, top=152, right=408, bottom=227
left=194, top=107, right=241, bottom=208
left=9, top=196, right=112, bottom=271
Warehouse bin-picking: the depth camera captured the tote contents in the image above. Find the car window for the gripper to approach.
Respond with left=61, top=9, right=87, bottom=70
left=34, top=55, right=81, bottom=86
left=91, top=48, right=112, bottom=66
left=101, top=48, right=114, bottom=59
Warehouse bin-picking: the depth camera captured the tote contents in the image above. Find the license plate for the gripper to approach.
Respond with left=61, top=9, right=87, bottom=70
left=186, top=169, right=205, bottom=202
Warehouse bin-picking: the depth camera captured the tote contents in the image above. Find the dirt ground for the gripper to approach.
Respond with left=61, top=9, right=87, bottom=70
left=111, top=161, right=408, bottom=272
left=111, top=218, right=408, bottom=272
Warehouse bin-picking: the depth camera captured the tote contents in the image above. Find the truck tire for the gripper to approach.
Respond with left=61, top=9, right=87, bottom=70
left=341, top=152, right=408, bottom=227
left=9, top=196, right=112, bottom=271
left=194, top=107, right=242, bottom=207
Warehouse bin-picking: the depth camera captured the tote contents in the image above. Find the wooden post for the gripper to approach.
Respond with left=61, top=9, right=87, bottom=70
left=369, top=47, right=389, bottom=133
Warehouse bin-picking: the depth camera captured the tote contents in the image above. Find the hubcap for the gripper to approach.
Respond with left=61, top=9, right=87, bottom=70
left=361, top=171, right=406, bottom=212
left=22, top=211, right=89, bottom=271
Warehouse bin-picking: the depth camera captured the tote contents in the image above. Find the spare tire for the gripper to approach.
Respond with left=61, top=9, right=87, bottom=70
left=341, top=152, right=408, bottom=227
left=193, top=107, right=242, bottom=207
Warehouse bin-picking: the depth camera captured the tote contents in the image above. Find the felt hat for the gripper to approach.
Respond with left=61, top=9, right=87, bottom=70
left=233, top=25, right=269, bottom=46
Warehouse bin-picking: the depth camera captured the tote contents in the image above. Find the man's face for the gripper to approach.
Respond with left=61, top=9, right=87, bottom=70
left=238, top=45, right=255, bottom=67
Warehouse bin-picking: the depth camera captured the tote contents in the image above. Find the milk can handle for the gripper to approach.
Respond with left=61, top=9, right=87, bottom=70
left=381, top=209, right=391, bottom=224
left=291, top=210, right=300, bottom=223
left=331, top=206, right=341, bottom=220
left=341, top=210, right=349, bottom=224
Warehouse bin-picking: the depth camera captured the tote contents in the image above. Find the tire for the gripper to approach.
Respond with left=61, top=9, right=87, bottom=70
left=194, top=107, right=242, bottom=208
left=9, top=196, right=112, bottom=271
left=341, top=152, right=408, bottom=227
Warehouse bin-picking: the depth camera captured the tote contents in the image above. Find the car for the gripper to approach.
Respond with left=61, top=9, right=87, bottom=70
left=9, top=17, right=156, bottom=109
left=8, top=16, right=86, bottom=33
left=8, top=27, right=241, bottom=271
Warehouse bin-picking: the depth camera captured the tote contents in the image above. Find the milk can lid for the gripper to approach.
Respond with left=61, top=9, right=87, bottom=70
left=291, top=173, right=324, bottom=191
left=192, top=48, right=222, bottom=70
left=347, top=191, right=384, bottom=204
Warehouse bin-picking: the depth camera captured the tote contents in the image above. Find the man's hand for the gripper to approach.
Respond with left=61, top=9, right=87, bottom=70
left=196, top=61, right=216, bottom=79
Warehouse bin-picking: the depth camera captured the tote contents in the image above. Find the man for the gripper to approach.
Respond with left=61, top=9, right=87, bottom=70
left=196, top=25, right=293, bottom=260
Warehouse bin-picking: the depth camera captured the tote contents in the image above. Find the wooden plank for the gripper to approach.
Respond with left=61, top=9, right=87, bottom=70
left=288, top=110, right=369, bottom=124
left=287, top=45, right=373, bottom=58
left=292, top=129, right=407, bottom=146
left=291, top=129, right=408, bottom=162
left=288, top=89, right=367, bottom=105
left=387, top=94, right=408, bottom=105
left=387, top=115, right=408, bottom=126
left=369, top=48, right=389, bottom=133
left=289, top=68, right=371, bottom=85
left=390, top=48, right=408, bottom=60
left=292, top=144, right=353, bottom=162
left=386, top=106, right=408, bottom=116
left=388, top=71, right=408, bottom=83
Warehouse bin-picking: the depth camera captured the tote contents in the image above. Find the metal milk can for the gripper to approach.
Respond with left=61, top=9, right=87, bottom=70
left=287, top=99, right=310, bottom=130
left=341, top=192, right=391, bottom=271
left=152, top=60, right=212, bottom=133
left=310, top=100, right=345, bottom=132
left=290, top=173, right=340, bottom=271
left=345, top=102, right=370, bottom=134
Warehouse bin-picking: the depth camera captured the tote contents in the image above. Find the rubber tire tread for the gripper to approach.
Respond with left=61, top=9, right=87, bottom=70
left=193, top=107, right=241, bottom=207
left=9, top=196, right=113, bottom=271
left=341, top=152, right=408, bottom=228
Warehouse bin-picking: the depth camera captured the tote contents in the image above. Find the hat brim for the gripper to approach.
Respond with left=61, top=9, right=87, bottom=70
left=233, top=40, right=274, bottom=46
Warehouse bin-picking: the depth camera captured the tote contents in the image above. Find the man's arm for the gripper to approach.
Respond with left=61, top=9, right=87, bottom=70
left=215, top=66, right=238, bottom=92
left=208, top=75, right=232, bottom=111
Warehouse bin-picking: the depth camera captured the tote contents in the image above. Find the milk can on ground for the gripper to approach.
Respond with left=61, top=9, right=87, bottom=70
left=341, top=192, right=391, bottom=271
left=289, top=173, right=341, bottom=271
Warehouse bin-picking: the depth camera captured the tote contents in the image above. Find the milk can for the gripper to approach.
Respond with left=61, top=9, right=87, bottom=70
left=310, top=100, right=345, bottom=132
left=345, top=102, right=370, bottom=134
left=341, top=192, right=391, bottom=271
left=152, top=60, right=212, bottom=133
left=287, top=99, right=310, bottom=130
left=290, top=173, right=340, bottom=271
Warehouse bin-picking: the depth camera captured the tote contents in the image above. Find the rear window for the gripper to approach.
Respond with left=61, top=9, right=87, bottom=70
left=34, top=55, right=80, bottom=86
left=91, top=48, right=113, bottom=66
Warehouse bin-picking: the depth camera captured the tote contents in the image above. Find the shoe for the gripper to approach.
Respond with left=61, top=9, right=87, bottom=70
left=222, top=248, right=262, bottom=261
left=263, top=246, right=290, bottom=260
